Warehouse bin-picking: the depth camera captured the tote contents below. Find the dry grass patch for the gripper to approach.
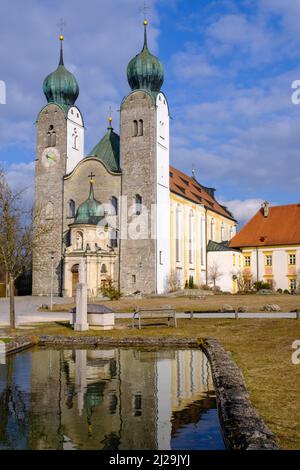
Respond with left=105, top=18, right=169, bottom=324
left=44, top=294, right=300, bottom=313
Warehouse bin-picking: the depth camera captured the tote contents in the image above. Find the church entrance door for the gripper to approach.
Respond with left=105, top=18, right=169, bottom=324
left=71, top=264, right=79, bottom=298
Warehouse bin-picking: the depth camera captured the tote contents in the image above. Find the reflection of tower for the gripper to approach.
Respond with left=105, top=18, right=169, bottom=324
left=75, top=350, right=87, bottom=416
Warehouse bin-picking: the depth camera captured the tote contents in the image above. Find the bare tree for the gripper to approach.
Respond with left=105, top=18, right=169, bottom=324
left=167, top=270, right=181, bottom=293
left=233, top=269, right=254, bottom=293
left=0, top=169, right=52, bottom=328
left=208, top=262, right=223, bottom=291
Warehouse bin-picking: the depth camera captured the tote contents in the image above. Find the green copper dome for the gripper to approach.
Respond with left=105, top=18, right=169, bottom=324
left=43, top=37, right=79, bottom=106
left=127, top=21, right=164, bottom=93
left=88, top=121, right=120, bottom=173
left=75, top=181, right=104, bottom=225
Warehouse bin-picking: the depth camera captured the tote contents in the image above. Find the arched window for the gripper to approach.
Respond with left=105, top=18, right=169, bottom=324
left=133, top=120, right=138, bottom=137
left=111, top=196, right=118, bottom=215
left=47, top=125, right=56, bottom=147
left=138, top=119, right=143, bottom=136
left=111, top=228, right=118, bottom=248
left=175, top=204, right=182, bottom=263
left=200, top=215, right=205, bottom=266
left=68, top=199, right=76, bottom=218
left=75, top=231, right=83, bottom=250
left=135, top=194, right=142, bottom=216
left=72, top=128, right=78, bottom=150
left=221, top=223, right=225, bottom=242
left=189, top=210, right=194, bottom=264
left=229, top=226, right=234, bottom=240
left=45, top=201, right=54, bottom=220
left=101, top=264, right=107, bottom=274
left=210, top=218, right=215, bottom=241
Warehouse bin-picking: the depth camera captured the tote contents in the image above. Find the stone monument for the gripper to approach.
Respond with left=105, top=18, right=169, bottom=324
left=74, top=258, right=89, bottom=331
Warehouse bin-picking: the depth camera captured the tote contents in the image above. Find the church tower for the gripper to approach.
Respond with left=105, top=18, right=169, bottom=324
left=119, top=21, right=170, bottom=294
left=32, top=35, right=84, bottom=296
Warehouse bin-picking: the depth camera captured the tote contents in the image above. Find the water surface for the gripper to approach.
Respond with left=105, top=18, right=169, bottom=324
left=0, top=347, right=225, bottom=450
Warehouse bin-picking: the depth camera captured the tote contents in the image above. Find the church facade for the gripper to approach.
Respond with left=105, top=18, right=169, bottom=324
left=32, top=23, right=237, bottom=298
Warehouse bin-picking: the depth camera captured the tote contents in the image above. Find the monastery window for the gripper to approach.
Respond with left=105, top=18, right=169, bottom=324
left=244, top=255, right=251, bottom=267
left=133, top=120, right=138, bottom=137
left=72, top=128, right=78, bottom=150
left=75, top=231, right=83, bottom=250
left=175, top=205, right=182, bottom=263
left=221, top=223, right=225, bottom=241
left=135, top=194, right=142, bottom=216
left=189, top=210, right=194, bottom=265
left=200, top=215, right=205, bottom=266
left=210, top=218, right=215, bottom=241
left=289, top=254, right=296, bottom=265
left=68, top=199, right=76, bottom=218
left=229, top=227, right=234, bottom=240
left=47, top=125, right=56, bottom=147
left=138, top=119, right=144, bottom=136
left=111, top=196, right=118, bottom=215
left=132, top=274, right=136, bottom=284
left=265, top=255, right=273, bottom=266
left=290, top=279, right=297, bottom=291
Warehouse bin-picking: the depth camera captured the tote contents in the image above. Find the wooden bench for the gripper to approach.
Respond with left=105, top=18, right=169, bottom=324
left=132, top=307, right=177, bottom=329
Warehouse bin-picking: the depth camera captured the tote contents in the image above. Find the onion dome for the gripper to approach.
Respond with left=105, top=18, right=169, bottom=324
left=75, top=178, right=105, bottom=225
left=88, top=117, right=120, bottom=173
left=127, top=20, right=164, bottom=93
left=43, top=35, right=79, bottom=106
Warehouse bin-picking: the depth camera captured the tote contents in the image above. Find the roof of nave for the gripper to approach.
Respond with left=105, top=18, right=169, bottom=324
left=169, top=166, right=236, bottom=222
left=229, top=203, right=300, bottom=248
left=207, top=240, right=241, bottom=252
left=87, top=124, right=120, bottom=173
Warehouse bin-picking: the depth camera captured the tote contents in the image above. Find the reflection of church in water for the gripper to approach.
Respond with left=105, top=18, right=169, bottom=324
left=27, top=348, right=215, bottom=450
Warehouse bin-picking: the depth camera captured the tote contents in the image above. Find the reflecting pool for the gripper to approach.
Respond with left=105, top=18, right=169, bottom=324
left=0, top=347, right=225, bottom=450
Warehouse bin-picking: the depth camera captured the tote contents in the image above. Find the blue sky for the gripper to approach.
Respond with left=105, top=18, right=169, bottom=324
left=0, top=0, right=300, bottom=224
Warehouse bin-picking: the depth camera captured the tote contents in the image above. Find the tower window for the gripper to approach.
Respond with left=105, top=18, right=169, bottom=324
left=47, top=125, right=56, bottom=147
left=45, top=201, right=54, bottom=220
left=68, top=199, right=76, bottom=218
left=138, top=119, right=143, bottom=136
left=111, top=229, right=118, bottom=248
left=132, top=274, right=136, bottom=284
left=111, top=196, right=118, bottom=215
left=133, top=120, right=138, bottom=137
left=135, top=194, right=142, bottom=215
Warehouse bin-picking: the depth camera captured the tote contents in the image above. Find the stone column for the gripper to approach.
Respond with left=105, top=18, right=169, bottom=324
left=74, top=258, right=89, bottom=331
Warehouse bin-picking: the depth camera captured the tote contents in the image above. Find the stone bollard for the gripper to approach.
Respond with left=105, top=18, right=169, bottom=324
left=235, top=311, right=239, bottom=320
left=296, top=310, right=300, bottom=320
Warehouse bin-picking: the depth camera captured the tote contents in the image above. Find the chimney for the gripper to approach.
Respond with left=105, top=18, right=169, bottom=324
left=262, top=201, right=269, bottom=217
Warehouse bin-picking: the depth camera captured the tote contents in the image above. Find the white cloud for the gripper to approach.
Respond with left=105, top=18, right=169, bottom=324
left=220, top=198, right=264, bottom=225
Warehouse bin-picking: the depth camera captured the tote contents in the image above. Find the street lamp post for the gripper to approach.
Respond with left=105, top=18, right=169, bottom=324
left=50, top=251, right=55, bottom=311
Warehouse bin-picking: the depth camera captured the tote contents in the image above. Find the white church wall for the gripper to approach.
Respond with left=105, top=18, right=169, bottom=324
left=66, top=107, right=84, bottom=174
left=156, top=92, right=170, bottom=293
left=207, top=250, right=238, bottom=293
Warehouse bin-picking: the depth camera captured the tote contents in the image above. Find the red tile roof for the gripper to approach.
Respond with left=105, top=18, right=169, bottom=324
left=229, top=204, right=300, bottom=248
left=169, top=166, right=235, bottom=221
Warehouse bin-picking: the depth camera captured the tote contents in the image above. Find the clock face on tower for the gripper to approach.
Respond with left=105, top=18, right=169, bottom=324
left=41, top=147, right=61, bottom=168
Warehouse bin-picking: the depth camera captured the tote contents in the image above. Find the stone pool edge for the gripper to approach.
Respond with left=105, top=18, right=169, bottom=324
left=200, top=337, right=279, bottom=451
left=5, top=334, right=279, bottom=450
